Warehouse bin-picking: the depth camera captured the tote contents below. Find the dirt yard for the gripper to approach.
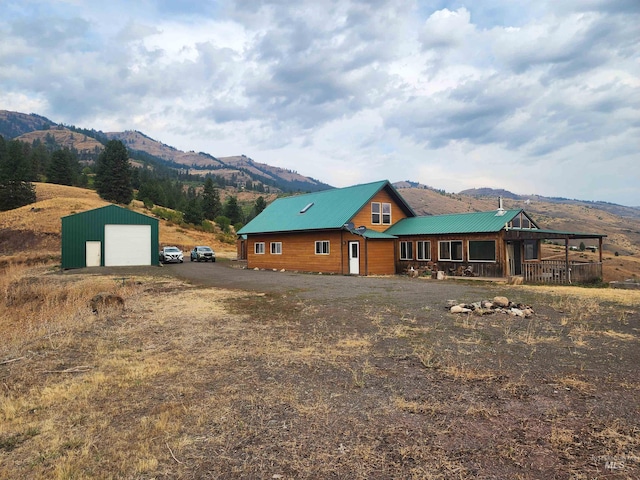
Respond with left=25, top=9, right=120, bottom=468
left=1, top=262, right=639, bottom=479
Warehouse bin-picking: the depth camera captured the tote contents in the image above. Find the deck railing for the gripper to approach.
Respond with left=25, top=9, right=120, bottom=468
left=522, top=260, right=602, bottom=284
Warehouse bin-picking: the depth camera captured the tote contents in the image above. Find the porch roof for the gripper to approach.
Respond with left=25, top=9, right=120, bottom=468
left=505, top=228, right=606, bottom=240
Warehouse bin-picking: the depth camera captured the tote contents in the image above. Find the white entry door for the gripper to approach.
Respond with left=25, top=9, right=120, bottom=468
left=86, top=241, right=101, bottom=267
left=348, top=241, right=360, bottom=275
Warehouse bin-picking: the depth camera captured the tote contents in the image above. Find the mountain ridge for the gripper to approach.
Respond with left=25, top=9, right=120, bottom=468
left=2, top=109, right=640, bottom=260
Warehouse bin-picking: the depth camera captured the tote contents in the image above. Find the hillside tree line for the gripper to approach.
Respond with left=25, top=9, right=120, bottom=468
left=0, top=135, right=268, bottom=230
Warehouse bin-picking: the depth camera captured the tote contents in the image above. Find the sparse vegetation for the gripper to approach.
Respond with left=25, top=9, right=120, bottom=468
left=1, top=263, right=639, bottom=478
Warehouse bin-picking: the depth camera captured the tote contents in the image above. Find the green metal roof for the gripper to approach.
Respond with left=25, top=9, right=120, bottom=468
left=238, top=180, right=414, bottom=235
left=385, top=209, right=523, bottom=235
left=359, top=228, right=397, bottom=239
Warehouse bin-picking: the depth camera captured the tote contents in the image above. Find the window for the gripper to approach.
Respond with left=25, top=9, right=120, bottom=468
left=509, top=213, right=536, bottom=230
left=468, top=240, right=496, bottom=262
left=270, top=242, right=282, bottom=254
left=315, top=240, right=330, bottom=255
left=524, top=240, right=538, bottom=260
left=400, top=241, right=413, bottom=260
left=417, top=241, right=431, bottom=261
left=372, top=202, right=391, bottom=225
left=371, top=202, right=381, bottom=224
left=382, top=203, right=391, bottom=224
left=439, top=240, right=463, bottom=261
left=254, top=242, right=265, bottom=254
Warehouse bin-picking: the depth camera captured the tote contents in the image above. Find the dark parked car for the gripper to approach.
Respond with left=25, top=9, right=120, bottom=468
left=190, top=246, right=216, bottom=262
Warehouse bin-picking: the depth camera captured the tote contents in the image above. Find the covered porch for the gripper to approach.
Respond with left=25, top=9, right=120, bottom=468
left=505, top=228, right=606, bottom=285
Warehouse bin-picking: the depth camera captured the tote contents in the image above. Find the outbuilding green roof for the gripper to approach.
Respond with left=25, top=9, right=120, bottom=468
left=385, top=209, right=523, bottom=235
left=238, top=180, right=415, bottom=235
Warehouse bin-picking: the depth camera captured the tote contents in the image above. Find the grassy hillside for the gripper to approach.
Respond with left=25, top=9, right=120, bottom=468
left=106, top=130, right=225, bottom=168
left=0, top=184, right=237, bottom=267
left=17, top=127, right=104, bottom=158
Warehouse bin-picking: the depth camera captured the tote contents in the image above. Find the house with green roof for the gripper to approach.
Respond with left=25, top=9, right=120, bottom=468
left=237, top=181, right=605, bottom=283
left=237, top=180, right=415, bottom=275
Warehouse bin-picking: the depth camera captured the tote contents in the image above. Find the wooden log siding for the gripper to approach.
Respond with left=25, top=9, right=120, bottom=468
left=522, top=260, right=602, bottom=284
left=246, top=231, right=345, bottom=273
left=363, top=239, right=397, bottom=275
left=350, top=190, right=409, bottom=232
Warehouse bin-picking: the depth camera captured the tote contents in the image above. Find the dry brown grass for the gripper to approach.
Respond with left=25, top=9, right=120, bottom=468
left=2, top=263, right=639, bottom=478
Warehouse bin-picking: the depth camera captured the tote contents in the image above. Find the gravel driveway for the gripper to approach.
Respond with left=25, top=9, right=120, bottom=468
left=160, top=260, right=506, bottom=308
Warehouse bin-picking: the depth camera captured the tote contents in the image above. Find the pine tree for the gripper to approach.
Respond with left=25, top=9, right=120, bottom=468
left=47, top=148, right=75, bottom=185
left=95, top=140, right=133, bottom=204
left=223, top=195, right=243, bottom=225
left=0, top=136, right=37, bottom=211
left=201, top=177, right=222, bottom=220
left=253, top=196, right=267, bottom=216
left=183, top=197, right=204, bottom=225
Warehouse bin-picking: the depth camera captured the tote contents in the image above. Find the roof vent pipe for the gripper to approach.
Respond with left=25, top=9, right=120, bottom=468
left=498, top=196, right=504, bottom=211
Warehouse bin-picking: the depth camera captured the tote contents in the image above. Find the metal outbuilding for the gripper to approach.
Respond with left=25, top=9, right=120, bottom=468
left=61, top=204, right=159, bottom=269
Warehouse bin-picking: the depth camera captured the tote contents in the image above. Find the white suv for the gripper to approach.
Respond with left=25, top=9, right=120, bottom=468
left=160, top=246, right=183, bottom=263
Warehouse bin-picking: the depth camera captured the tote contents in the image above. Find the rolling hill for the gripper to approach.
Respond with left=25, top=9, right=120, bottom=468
left=2, top=109, right=639, bottom=279
left=0, top=183, right=237, bottom=267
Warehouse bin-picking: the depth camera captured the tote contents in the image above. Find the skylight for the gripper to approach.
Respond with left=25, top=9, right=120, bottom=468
left=300, top=202, right=314, bottom=214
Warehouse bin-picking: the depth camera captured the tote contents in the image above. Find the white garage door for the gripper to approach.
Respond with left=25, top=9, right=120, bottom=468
left=104, top=224, right=151, bottom=266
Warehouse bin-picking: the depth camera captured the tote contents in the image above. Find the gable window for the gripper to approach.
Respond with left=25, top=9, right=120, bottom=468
left=417, top=241, right=431, bottom=261
left=524, top=240, right=538, bottom=260
left=439, top=240, right=463, bottom=261
left=254, top=242, right=265, bottom=254
left=270, top=242, right=282, bottom=255
left=371, top=202, right=381, bottom=224
left=400, top=241, right=413, bottom=260
left=315, top=240, right=330, bottom=255
left=468, top=240, right=496, bottom=262
left=382, top=203, right=391, bottom=224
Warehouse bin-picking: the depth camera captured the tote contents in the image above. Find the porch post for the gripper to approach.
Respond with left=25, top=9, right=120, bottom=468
left=565, top=238, right=570, bottom=284
left=599, top=237, right=603, bottom=263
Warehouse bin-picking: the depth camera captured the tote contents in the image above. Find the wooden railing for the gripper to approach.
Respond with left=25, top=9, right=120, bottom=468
left=522, top=260, right=602, bottom=284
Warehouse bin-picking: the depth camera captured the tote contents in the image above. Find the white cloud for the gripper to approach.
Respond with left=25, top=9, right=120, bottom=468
left=0, top=0, right=638, bottom=205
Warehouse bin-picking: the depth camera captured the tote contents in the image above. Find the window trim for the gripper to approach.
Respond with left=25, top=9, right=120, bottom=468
left=254, top=242, right=265, bottom=255
left=315, top=240, right=330, bottom=255
left=524, top=240, right=538, bottom=260
left=468, top=240, right=496, bottom=262
left=438, top=240, right=464, bottom=262
left=371, top=202, right=381, bottom=224
left=381, top=202, right=391, bottom=224
left=417, top=240, right=431, bottom=261
left=399, top=240, right=413, bottom=260
left=270, top=242, right=282, bottom=255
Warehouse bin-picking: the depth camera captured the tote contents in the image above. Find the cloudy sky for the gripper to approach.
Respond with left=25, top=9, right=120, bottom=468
left=1, top=1, right=639, bottom=205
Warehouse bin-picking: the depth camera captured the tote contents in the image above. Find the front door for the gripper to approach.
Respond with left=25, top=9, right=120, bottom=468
left=348, top=241, right=360, bottom=275
left=86, top=241, right=101, bottom=267
left=507, top=241, right=522, bottom=275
